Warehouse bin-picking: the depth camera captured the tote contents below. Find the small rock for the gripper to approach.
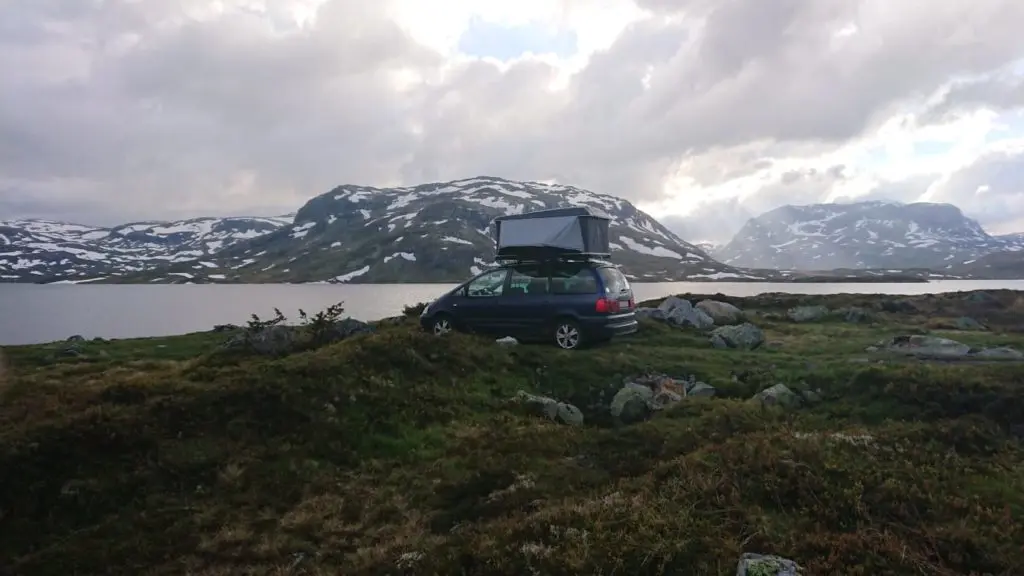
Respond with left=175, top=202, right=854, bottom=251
left=495, top=336, right=518, bottom=346
left=787, top=305, right=828, bottom=323
left=212, top=324, right=239, bottom=333
left=751, top=384, right=802, bottom=408
left=735, top=553, right=801, bottom=576
left=687, top=382, right=717, bottom=397
left=66, top=335, right=85, bottom=342
left=709, top=323, right=765, bottom=350
left=55, top=344, right=85, bottom=358
left=696, top=300, right=744, bottom=325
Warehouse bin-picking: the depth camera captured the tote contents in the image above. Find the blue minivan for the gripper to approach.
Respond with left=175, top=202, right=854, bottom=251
left=419, top=258, right=638, bottom=349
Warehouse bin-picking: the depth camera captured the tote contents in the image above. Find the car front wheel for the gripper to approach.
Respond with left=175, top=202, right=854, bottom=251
left=553, top=319, right=583, bottom=350
left=431, top=314, right=454, bottom=336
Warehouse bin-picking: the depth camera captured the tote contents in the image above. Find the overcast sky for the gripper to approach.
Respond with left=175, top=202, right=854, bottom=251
left=2, top=0, right=1023, bottom=243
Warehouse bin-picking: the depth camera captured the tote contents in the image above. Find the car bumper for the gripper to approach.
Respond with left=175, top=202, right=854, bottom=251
left=581, top=314, right=639, bottom=338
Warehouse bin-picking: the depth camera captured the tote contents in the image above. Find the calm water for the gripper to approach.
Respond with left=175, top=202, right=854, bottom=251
left=2, top=280, right=1023, bottom=346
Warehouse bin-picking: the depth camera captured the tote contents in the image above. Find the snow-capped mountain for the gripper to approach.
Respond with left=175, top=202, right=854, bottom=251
left=104, top=177, right=762, bottom=284
left=717, top=201, right=1015, bottom=271
left=0, top=216, right=292, bottom=282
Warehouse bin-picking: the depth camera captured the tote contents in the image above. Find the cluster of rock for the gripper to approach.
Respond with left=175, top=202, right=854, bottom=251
left=222, top=318, right=374, bottom=355
left=736, top=553, right=802, bottom=575
left=637, top=297, right=767, bottom=350
left=515, top=372, right=823, bottom=427
left=868, top=335, right=1023, bottom=360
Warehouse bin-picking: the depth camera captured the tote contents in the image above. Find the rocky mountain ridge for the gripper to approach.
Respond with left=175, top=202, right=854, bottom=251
left=0, top=216, right=293, bottom=282
left=718, top=201, right=1020, bottom=272
left=103, top=177, right=762, bottom=284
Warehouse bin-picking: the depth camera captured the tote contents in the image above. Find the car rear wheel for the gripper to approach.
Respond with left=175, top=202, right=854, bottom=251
left=553, top=318, right=583, bottom=350
left=431, top=314, right=454, bottom=336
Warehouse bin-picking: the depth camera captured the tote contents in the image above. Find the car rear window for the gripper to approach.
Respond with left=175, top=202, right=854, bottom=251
left=597, top=267, right=630, bottom=295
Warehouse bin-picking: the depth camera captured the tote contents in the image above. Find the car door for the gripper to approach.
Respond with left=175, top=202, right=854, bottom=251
left=458, top=268, right=510, bottom=333
left=496, top=263, right=551, bottom=338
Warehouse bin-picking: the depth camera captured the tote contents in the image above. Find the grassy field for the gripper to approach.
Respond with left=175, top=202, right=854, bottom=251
left=2, top=290, right=1024, bottom=575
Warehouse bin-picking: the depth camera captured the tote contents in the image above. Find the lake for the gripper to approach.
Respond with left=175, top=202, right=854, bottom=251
left=2, top=280, right=1023, bottom=346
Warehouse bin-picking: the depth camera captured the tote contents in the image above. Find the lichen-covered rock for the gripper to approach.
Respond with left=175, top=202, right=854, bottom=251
left=735, top=552, right=802, bottom=575
left=658, top=296, right=715, bottom=329
left=515, top=391, right=583, bottom=426
left=710, top=323, right=765, bottom=350
left=787, top=305, right=828, bottom=323
left=974, top=346, right=1024, bottom=359
left=696, top=300, right=744, bottom=325
left=751, top=384, right=802, bottom=408
left=875, top=335, right=971, bottom=358
left=610, top=386, right=653, bottom=424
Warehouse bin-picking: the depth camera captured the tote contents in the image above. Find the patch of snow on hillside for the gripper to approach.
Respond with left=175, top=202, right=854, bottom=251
left=618, top=236, right=683, bottom=259
left=359, top=209, right=371, bottom=220
left=291, top=221, right=316, bottom=239
left=442, top=236, right=473, bottom=245
left=384, top=252, right=417, bottom=263
left=335, top=265, right=370, bottom=283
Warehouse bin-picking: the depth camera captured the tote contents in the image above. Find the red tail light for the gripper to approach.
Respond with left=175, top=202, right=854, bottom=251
left=595, top=297, right=620, bottom=313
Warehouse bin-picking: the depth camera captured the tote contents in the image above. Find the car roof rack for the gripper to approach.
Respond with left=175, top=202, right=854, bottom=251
left=493, top=251, right=615, bottom=267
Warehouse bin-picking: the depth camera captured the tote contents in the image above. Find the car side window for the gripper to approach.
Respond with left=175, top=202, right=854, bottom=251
left=550, top=265, right=598, bottom=295
left=507, top=265, right=548, bottom=297
left=466, top=269, right=508, bottom=297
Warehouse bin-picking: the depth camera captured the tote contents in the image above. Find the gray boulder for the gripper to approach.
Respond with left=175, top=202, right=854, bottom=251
left=659, top=297, right=716, bottom=329
left=610, top=386, right=654, bottom=424
left=515, top=391, right=584, bottom=426
left=751, top=384, right=802, bottom=408
left=710, top=323, right=765, bottom=350
left=787, top=305, right=829, bottom=323
left=696, top=300, right=744, bottom=325
left=736, top=553, right=802, bottom=575
left=687, top=382, right=717, bottom=397
left=875, top=335, right=971, bottom=358
left=974, top=347, right=1024, bottom=360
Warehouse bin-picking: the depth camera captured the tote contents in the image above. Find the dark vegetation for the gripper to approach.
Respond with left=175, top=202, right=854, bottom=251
left=2, top=290, right=1024, bottom=574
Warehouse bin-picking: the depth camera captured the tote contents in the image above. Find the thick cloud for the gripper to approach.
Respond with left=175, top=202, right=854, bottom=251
left=2, top=0, right=1024, bottom=229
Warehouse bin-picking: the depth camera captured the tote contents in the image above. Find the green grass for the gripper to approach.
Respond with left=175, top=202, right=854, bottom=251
left=2, top=290, right=1024, bottom=575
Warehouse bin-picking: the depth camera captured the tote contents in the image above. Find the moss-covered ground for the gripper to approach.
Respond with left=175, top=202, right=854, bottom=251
left=2, top=290, right=1024, bottom=575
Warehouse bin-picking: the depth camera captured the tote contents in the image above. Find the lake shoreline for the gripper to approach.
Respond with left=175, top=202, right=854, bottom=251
left=4, top=279, right=1024, bottom=346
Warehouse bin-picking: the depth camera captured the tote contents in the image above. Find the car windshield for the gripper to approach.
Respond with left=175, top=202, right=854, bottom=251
left=597, top=267, right=630, bottom=295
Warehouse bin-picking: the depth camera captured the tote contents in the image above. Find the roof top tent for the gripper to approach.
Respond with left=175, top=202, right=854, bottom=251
left=493, top=206, right=611, bottom=262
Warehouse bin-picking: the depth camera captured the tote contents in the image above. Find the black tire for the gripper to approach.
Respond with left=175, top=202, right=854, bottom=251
left=430, top=314, right=455, bottom=337
left=552, top=318, right=584, bottom=350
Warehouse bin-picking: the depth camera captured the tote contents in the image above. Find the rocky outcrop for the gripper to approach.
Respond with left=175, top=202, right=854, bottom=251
left=710, top=323, right=765, bottom=350
left=787, top=305, right=829, bottom=323
left=735, top=553, right=802, bottom=575
left=222, top=318, right=374, bottom=355
left=869, top=335, right=1023, bottom=360
left=610, top=373, right=717, bottom=424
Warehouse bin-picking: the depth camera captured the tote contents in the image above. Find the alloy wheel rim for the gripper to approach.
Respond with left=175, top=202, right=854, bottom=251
left=556, top=325, right=579, bottom=349
left=433, top=320, right=451, bottom=336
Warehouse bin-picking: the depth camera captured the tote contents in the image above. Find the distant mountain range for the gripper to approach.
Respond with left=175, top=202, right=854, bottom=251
left=1, top=177, right=764, bottom=284
left=2, top=182, right=1021, bottom=284
left=0, top=216, right=293, bottom=283
left=716, top=201, right=1023, bottom=274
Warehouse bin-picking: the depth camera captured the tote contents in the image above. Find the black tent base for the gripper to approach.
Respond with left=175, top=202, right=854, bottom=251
left=494, top=246, right=612, bottom=266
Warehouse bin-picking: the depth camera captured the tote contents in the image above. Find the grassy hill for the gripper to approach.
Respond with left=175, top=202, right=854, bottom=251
left=2, top=291, right=1024, bottom=574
